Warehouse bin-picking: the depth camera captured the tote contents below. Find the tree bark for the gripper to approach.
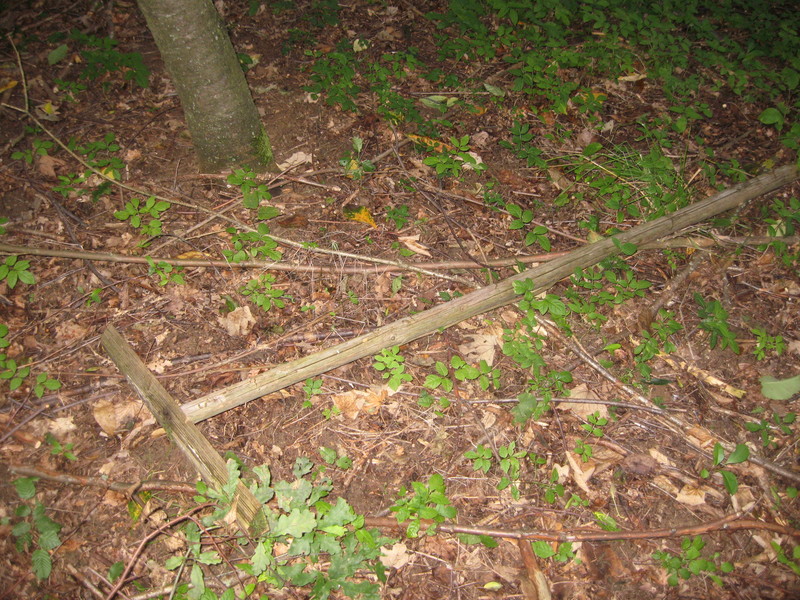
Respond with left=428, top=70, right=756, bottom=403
left=137, top=0, right=272, bottom=172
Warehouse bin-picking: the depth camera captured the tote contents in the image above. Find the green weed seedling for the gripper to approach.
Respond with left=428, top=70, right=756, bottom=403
left=0, top=255, right=36, bottom=289
left=464, top=444, right=493, bottom=474
left=11, top=138, right=54, bottom=165
left=53, top=30, right=151, bottom=88
left=340, top=137, right=375, bottom=180
left=372, top=346, right=412, bottom=391
left=699, top=443, right=750, bottom=495
left=531, top=540, right=576, bottom=563
left=750, top=327, right=786, bottom=360
left=744, top=411, right=796, bottom=449
left=7, top=477, right=63, bottom=580
left=1, top=353, right=31, bottom=392
left=223, top=225, right=282, bottom=263
left=581, top=411, right=608, bottom=438
left=422, top=135, right=485, bottom=178
left=33, top=372, right=62, bottom=399
left=465, top=443, right=540, bottom=499
left=227, top=168, right=279, bottom=218
left=44, top=432, right=76, bottom=461
left=240, top=273, right=290, bottom=312
left=391, top=473, right=456, bottom=538
left=633, top=309, right=681, bottom=378
left=416, top=390, right=451, bottom=415
left=694, top=293, right=740, bottom=354
left=539, top=467, right=566, bottom=505
left=653, top=536, right=733, bottom=587
left=761, top=196, right=800, bottom=267
left=145, top=257, right=184, bottom=286
left=506, top=202, right=551, bottom=251
left=498, top=121, right=548, bottom=169
left=303, top=377, right=323, bottom=398
left=385, top=204, right=410, bottom=230
left=574, top=439, right=593, bottom=463
left=318, top=446, right=353, bottom=470
left=773, top=541, right=800, bottom=577
left=0, top=323, right=8, bottom=349
left=114, top=196, right=170, bottom=240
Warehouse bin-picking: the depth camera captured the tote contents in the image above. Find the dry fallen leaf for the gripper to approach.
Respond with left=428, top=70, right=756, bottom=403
left=380, top=543, right=411, bottom=569
left=277, top=151, right=312, bottom=171
left=332, top=387, right=387, bottom=419
left=93, top=397, right=146, bottom=436
left=556, top=383, right=608, bottom=420
left=397, top=234, right=431, bottom=257
left=457, top=323, right=504, bottom=366
left=217, top=305, right=256, bottom=336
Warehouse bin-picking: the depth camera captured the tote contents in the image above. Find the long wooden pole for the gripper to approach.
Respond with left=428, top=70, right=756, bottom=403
left=180, top=165, right=798, bottom=423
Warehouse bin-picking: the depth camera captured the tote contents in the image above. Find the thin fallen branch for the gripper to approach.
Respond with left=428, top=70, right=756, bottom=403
left=8, top=465, right=196, bottom=496
left=179, top=164, right=799, bottom=423
left=366, top=512, right=800, bottom=542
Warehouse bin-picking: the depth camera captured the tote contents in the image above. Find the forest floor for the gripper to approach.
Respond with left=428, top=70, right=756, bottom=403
left=1, top=1, right=800, bottom=599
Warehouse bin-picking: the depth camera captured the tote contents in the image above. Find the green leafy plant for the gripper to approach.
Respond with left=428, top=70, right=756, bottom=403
left=750, top=327, right=786, bottom=360
left=498, top=121, right=548, bottom=169
left=11, top=138, right=54, bottom=164
left=240, top=273, right=290, bottom=312
left=772, top=541, right=800, bottom=577
left=8, top=478, right=63, bottom=580
left=699, top=443, right=750, bottom=495
left=44, top=432, right=76, bottom=461
left=114, top=196, right=171, bottom=240
left=303, top=377, right=323, bottom=399
left=340, top=137, right=375, bottom=180
left=531, top=540, right=576, bottom=562
left=464, top=444, right=493, bottom=474
left=744, top=412, right=796, bottom=449
left=633, top=309, right=681, bottom=378
left=1, top=353, right=31, bottom=391
left=391, top=473, right=456, bottom=538
left=33, top=372, right=62, bottom=399
left=319, top=446, right=353, bottom=470
left=145, top=257, right=185, bottom=286
left=694, top=293, right=740, bottom=354
left=182, top=458, right=393, bottom=599
left=0, top=255, right=36, bottom=289
left=0, top=323, right=8, bottom=349
left=227, top=168, right=279, bottom=217
left=506, top=202, right=551, bottom=251
left=385, top=204, right=410, bottom=230
left=372, top=346, right=412, bottom=391
left=653, top=536, right=733, bottom=586
left=581, top=411, right=608, bottom=438
left=422, top=135, right=485, bottom=177
left=574, top=439, right=593, bottom=463
left=223, top=225, right=282, bottom=262
left=59, top=30, right=151, bottom=88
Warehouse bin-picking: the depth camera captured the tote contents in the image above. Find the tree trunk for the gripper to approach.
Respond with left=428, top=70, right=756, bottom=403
left=137, top=0, right=272, bottom=172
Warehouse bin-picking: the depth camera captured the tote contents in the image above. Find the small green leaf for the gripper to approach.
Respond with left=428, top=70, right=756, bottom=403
left=726, top=444, right=750, bottom=465
left=14, top=477, right=37, bottom=500
left=720, top=469, right=739, bottom=495
left=108, top=561, right=125, bottom=582
left=759, top=108, right=784, bottom=128
left=32, top=548, right=52, bottom=580
left=48, top=44, right=69, bottom=65
left=760, top=374, right=800, bottom=400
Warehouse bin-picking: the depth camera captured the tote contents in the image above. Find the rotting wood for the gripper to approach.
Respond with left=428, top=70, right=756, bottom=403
left=100, top=325, right=267, bottom=536
left=181, top=164, right=798, bottom=423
